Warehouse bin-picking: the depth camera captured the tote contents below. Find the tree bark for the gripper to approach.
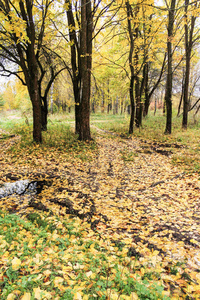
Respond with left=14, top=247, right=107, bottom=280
left=177, top=71, right=185, bottom=117
left=66, top=0, right=92, bottom=140
left=41, top=98, right=48, bottom=131
left=66, top=0, right=81, bottom=134
left=164, top=0, right=176, bottom=134
left=143, top=63, right=150, bottom=117
left=22, top=0, right=42, bottom=142
left=78, top=0, right=92, bottom=140
left=182, top=0, right=196, bottom=129
left=129, top=75, right=135, bottom=134
left=134, top=6, right=142, bottom=128
left=126, top=1, right=135, bottom=134
left=13, top=0, right=42, bottom=142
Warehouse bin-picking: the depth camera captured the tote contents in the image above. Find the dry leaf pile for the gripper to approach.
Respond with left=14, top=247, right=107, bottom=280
left=0, top=133, right=200, bottom=299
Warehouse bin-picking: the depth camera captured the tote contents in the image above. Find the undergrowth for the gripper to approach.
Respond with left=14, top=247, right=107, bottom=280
left=0, top=210, right=171, bottom=300
left=1, top=109, right=200, bottom=171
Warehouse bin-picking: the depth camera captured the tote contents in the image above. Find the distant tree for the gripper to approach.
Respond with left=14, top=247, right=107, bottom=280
left=125, top=0, right=166, bottom=132
left=0, top=94, right=4, bottom=110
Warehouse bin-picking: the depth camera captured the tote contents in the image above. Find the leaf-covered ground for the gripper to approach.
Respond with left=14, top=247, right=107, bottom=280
left=0, top=129, right=200, bottom=299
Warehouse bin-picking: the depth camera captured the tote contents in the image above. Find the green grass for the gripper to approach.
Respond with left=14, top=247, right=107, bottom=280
left=0, top=210, right=170, bottom=300
left=0, top=110, right=97, bottom=162
left=1, top=108, right=200, bottom=173
left=0, top=110, right=26, bottom=132
left=0, top=109, right=199, bottom=299
left=89, top=109, right=200, bottom=174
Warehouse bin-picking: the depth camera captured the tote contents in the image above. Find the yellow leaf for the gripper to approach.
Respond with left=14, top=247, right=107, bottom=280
left=33, top=287, right=42, bottom=300
left=13, top=290, right=21, bottom=296
left=54, top=276, right=64, bottom=287
left=20, top=293, right=31, bottom=300
left=7, top=293, right=15, bottom=300
left=33, top=287, right=52, bottom=300
left=0, top=237, right=7, bottom=248
left=152, top=250, right=159, bottom=256
left=131, top=292, right=139, bottom=299
left=86, top=271, right=93, bottom=277
left=73, top=292, right=82, bottom=300
left=11, top=257, right=21, bottom=271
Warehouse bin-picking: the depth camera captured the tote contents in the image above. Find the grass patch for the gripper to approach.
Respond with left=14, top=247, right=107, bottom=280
left=90, top=110, right=200, bottom=174
left=120, top=149, right=138, bottom=162
left=0, top=210, right=172, bottom=300
left=0, top=111, right=97, bottom=162
left=1, top=109, right=200, bottom=172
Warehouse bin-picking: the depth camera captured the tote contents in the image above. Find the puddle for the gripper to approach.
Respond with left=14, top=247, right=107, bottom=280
left=0, top=179, right=51, bottom=199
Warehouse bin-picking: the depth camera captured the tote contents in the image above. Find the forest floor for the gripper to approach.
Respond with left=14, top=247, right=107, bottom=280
left=0, top=126, right=200, bottom=299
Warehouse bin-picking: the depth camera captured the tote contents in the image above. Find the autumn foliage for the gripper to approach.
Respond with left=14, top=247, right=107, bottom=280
left=0, top=112, right=200, bottom=299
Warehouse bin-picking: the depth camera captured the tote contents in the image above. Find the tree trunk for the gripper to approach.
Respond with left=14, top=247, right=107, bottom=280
left=182, top=0, right=196, bottom=129
left=101, top=89, right=105, bottom=113
left=163, top=97, right=166, bottom=115
left=126, top=1, right=135, bottom=134
left=164, top=0, right=176, bottom=134
left=18, top=0, right=42, bottom=143
left=143, top=63, right=150, bottom=117
left=129, top=76, right=135, bottom=134
left=154, top=98, right=157, bottom=115
left=66, top=0, right=81, bottom=136
left=50, top=83, right=54, bottom=114
left=91, top=101, right=95, bottom=113
left=182, top=0, right=189, bottom=129
left=30, top=78, right=42, bottom=143
left=41, top=97, right=48, bottom=131
left=78, top=0, right=92, bottom=140
left=27, top=49, right=42, bottom=142
left=177, top=72, right=184, bottom=116
left=101, top=97, right=105, bottom=113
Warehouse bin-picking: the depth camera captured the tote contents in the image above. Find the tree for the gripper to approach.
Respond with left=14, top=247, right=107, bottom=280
left=164, top=0, right=176, bottom=134
left=126, top=0, right=135, bottom=133
left=65, top=0, right=93, bottom=140
left=125, top=0, right=166, bottom=131
left=65, top=0, right=119, bottom=140
left=0, top=94, right=4, bottom=110
left=0, top=0, right=66, bottom=141
left=0, top=0, right=42, bottom=142
left=38, top=48, right=68, bottom=131
left=182, top=0, right=198, bottom=129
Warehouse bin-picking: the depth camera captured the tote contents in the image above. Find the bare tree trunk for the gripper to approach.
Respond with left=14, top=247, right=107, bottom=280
left=50, top=83, right=54, bottom=114
left=135, top=70, right=142, bottom=127
left=126, top=1, right=135, bottom=134
left=41, top=101, right=48, bottom=131
left=78, top=0, right=92, bottom=140
left=177, top=72, right=185, bottom=116
left=29, top=67, right=42, bottom=142
left=164, top=0, right=176, bottom=134
left=143, top=63, right=150, bottom=117
left=129, top=76, right=135, bottom=133
left=182, top=0, right=196, bottom=129
left=19, top=0, right=42, bottom=143
left=134, top=7, right=142, bottom=128
left=101, top=89, right=105, bottom=113
left=154, top=98, right=157, bottom=115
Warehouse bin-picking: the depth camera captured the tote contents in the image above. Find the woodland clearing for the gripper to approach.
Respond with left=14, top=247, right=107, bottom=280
left=0, top=111, right=200, bottom=299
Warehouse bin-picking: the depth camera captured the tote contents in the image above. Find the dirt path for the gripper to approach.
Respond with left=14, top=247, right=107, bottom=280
left=60, top=135, right=200, bottom=263
left=1, top=132, right=200, bottom=271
